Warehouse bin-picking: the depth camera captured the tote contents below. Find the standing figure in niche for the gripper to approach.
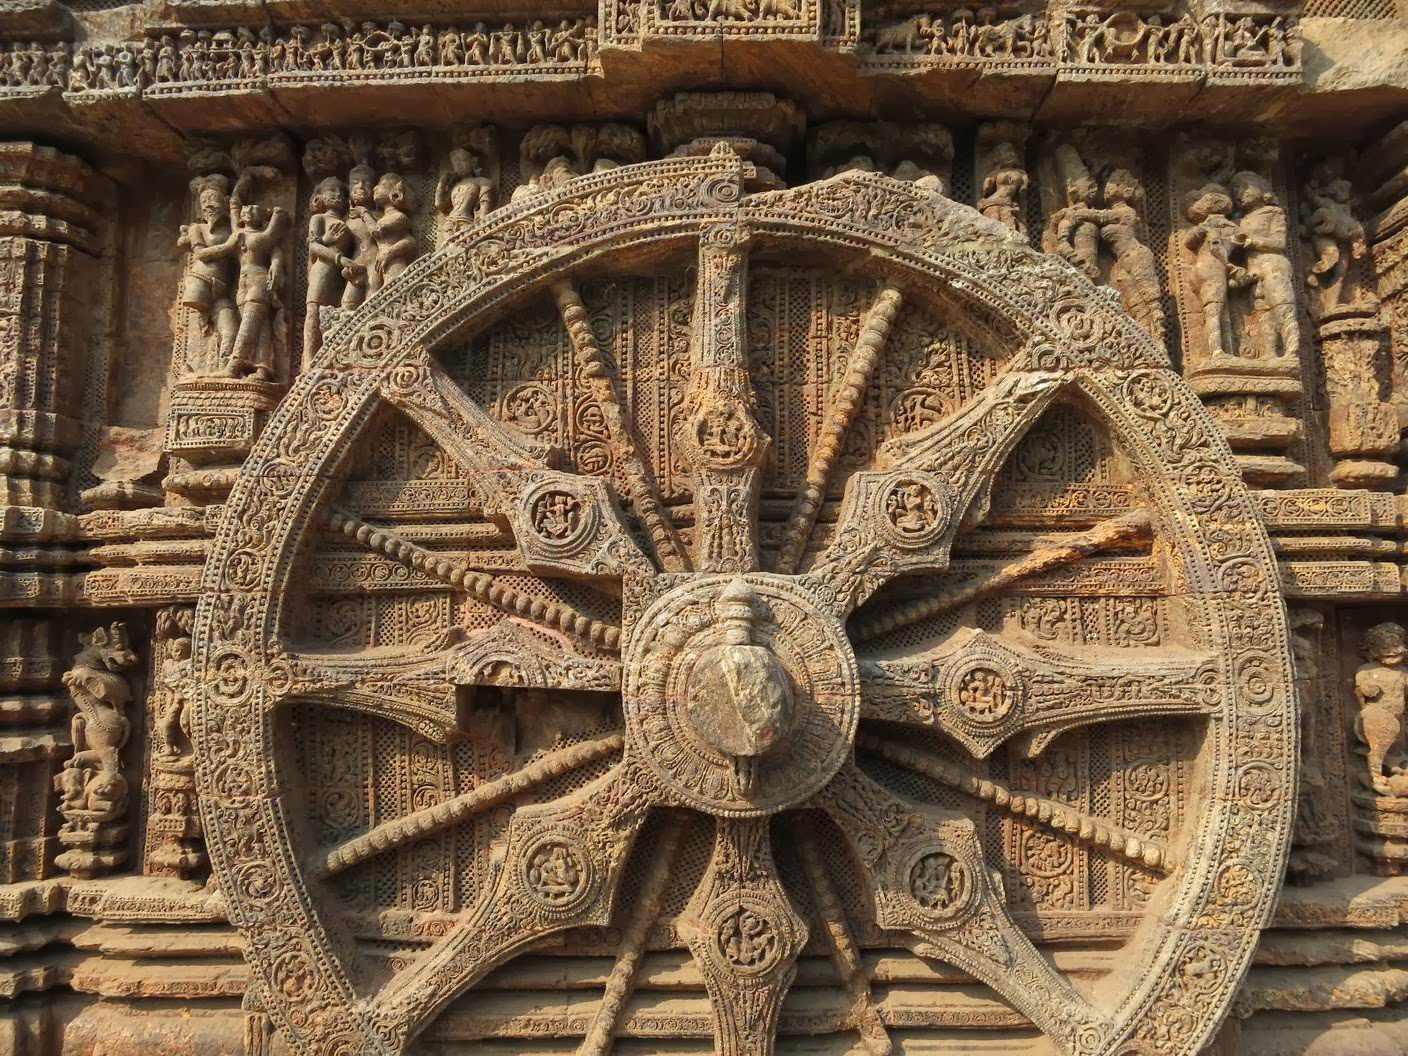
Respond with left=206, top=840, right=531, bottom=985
left=977, top=141, right=1028, bottom=234
left=1355, top=622, right=1408, bottom=795
left=303, top=176, right=362, bottom=366
left=1183, top=183, right=1248, bottom=361
left=371, top=172, right=419, bottom=287
left=341, top=162, right=379, bottom=308
left=177, top=173, right=239, bottom=372
left=227, top=198, right=290, bottom=381
left=436, top=146, right=495, bottom=237
left=1093, top=169, right=1166, bottom=344
left=1230, top=170, right=1300, bottom=360
left=1303, top=160, right=1369, bottom=313
left=1044, top=171, right=1101, bottom=280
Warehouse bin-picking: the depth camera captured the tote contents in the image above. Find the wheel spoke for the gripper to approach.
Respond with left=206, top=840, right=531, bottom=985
left=851, top=510, right=1153, bottom=643
left=858, top=626, right=1216, bottom=759
left=577, top=813, right=688, bottom=1056
left=370, top=762, right=655, bottom=1051
left=378, top=349, right=552, bottom=491
left=679, top=223, right=769, bottom=574
left=326, top=508, right=623, bottom=652
left=314, top=733, right=624, bottom=880
left=775, top=285, right=904, bottom=576
left=378, top=350, right=651, bottom=580
left=446, top=618, right=622, bottom=692
left=555, top=278, right=690, bottom=574
left=273, top=643, right=464, bottom=741
left=796, top=824, right=892, bottom=1056
left=859, top=733, right=1172, bottom=873
left=820, top=764, right=1113, bottom=1054
left=679, top=817, right=808, bottom=1056
left=810, top=371, right=1064, bottom=613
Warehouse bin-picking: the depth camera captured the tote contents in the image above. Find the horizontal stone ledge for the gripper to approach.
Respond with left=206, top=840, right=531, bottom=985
left=0, top=556, right=1399, bottom=608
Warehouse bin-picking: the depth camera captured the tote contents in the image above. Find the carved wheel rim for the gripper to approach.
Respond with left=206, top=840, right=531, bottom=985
left=192, top=150, right=1295, bottom=1056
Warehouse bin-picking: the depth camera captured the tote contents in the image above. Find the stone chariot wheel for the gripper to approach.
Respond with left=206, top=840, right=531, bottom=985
left=192, top=147, right=1295, bottom=1056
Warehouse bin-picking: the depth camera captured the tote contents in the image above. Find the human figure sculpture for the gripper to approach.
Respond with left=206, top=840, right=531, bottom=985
left=177, top=173, right=239, bottom=372
left=436, top=146, right=495, bottom=237
left=227, top=199, right=290, bottom=381
left=977, top=141, right=1028, bottom=234
left=1230, top=170, right=1300, bottom=360
left=303, top=176, right=362, bottom=366
left=1093, top=169, right=1166, bottom=344
left=1045, top=172, right=1101, bottom=280
left=1303, top=160, right=1369, bottom=313
left=1355, top=622, right=1408, bottom=795
left=439, top=27, right=463, bottom=66
left=341, top=162, right=379, bottom=308
left=371, top=172, right=418, bottom=287
left=1184, top=183, right=1249, bottom=361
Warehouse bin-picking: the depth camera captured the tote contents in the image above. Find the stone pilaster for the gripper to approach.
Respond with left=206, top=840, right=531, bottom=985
left=0, top=143, right=102, bottom=518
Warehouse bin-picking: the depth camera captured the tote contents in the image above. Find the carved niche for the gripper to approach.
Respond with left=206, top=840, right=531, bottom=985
left=190, top=148, right=1295, bottom=1055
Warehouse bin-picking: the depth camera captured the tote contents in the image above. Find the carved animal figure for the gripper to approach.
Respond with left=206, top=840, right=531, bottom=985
left=758, top=0, right=799, bottom=20
left=873, top=14, right=931, bottom=53
left=706, top=0, right=753, bottom=21
left=58, top=624, right=137, bottom=813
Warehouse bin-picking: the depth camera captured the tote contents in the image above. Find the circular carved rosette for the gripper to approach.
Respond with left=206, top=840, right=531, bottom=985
left=192, top=154, right=1294, bottom=1056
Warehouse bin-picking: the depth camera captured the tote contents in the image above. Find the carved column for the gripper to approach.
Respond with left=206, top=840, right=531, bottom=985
left=1362, top=124, right=1408, bottom=485
left=1300, top=154, right=1397, bottom=489
left=0, top=143, right=102, bottom=517
left=140, top=605, right=204, bottom=879
left=0, top=144, right=105, bottom=884
left=0, top=619, right=66, bottom=881
left=1288, top=608, right=1344, bottom=883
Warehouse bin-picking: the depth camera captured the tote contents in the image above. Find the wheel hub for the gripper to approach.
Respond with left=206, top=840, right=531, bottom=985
left=623, top=574, right=859, bottom=816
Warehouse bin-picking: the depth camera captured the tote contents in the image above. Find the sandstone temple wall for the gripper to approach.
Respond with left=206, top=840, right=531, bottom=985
left=0, top=2, right=1406, bottom=1053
